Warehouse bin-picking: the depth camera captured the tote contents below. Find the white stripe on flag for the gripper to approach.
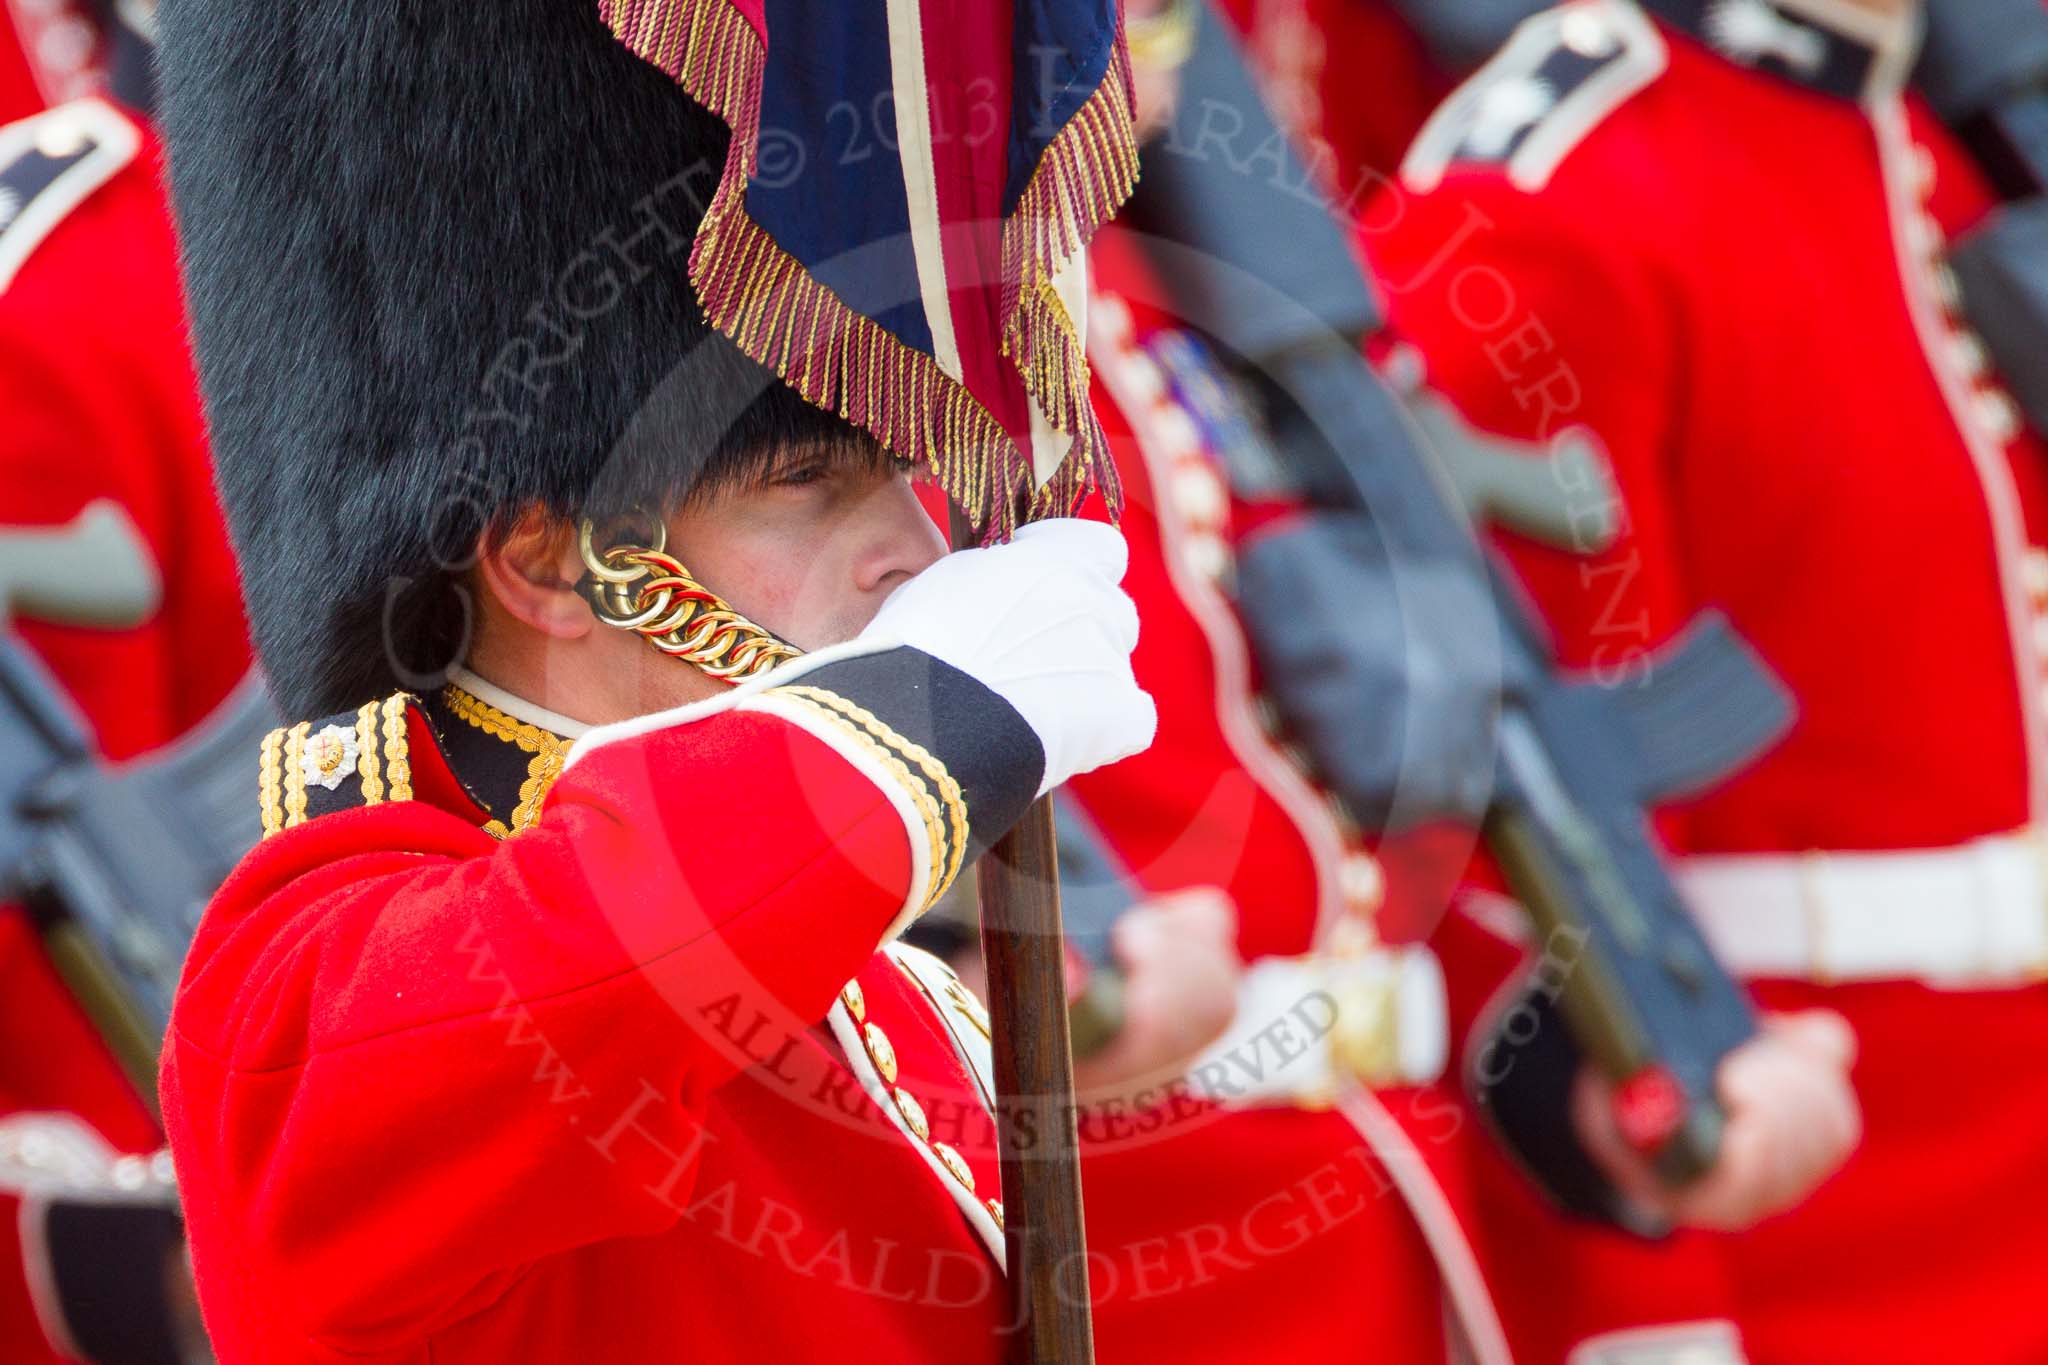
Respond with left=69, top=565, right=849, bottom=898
left=884, top=0, right=964, bottom=383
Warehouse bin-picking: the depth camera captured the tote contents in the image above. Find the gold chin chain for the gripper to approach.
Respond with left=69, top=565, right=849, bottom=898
left=576, top=518, right=803, bottom=683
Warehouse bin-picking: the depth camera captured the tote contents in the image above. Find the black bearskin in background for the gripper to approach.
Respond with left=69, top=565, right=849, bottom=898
left=156, top=0, right=854, bottom=716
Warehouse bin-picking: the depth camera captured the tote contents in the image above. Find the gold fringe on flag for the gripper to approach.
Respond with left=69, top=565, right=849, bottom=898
left=1000, top=21, right=1140, bottom=526
left=596, top=0, right=1137, bottom=540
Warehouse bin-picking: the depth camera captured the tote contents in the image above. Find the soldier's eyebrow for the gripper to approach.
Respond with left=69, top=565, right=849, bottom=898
left=657, top=436, right=892, bottom=515
left=754, top=437, right=900, bottom=484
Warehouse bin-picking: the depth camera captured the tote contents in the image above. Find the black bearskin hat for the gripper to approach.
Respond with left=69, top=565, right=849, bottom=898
left=157, top=0, right=854, bottom=716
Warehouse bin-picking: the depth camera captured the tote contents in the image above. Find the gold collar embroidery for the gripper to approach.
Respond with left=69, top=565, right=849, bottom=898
left=442, top=682, right=571, bottom=838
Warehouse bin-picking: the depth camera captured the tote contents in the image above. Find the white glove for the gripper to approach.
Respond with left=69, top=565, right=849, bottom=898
left=862, top=519, right=1156, bottom=795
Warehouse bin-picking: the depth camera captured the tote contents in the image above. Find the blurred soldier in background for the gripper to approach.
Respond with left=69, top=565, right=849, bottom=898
left=991, top=8, right=1512, bottom=1360
left=2, top=1, right=2039, bottom=1362
left=0, top=0, right=104, bottom=125
left=1222, top=0, right=1448, bottom=198
left=1027, top=7, right=1851, bottom=1362
left=0, top=7, right=237, bottom=751
left=1062, top=232, right=1514, bottom=1365
left=0, top=0, right=240, bottom=1359
left=1222, top=0, right=1552, bottom=214
left=1371, top=0, right=2048, bottom=1360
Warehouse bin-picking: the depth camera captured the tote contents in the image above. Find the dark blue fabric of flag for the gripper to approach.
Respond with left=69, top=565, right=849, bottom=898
left=1004, top=0, right=1119, bottom=209
left=749, top=0, right=934, bottom=356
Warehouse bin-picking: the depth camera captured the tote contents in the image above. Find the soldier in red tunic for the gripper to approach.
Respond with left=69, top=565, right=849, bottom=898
left=0, top=56, right=247, bottom=1363
left=1066, top=225, right=1862, bottom=1365
left=0, top=97, right=247, bottom=758
left=1064, top=241, right=1512, bottom=1365
left=1042, top=11, right=1859, bottom=1356
left=1371, top=0, right=2048, bottom=1360
left=0, top=0, right=103, bottom=125
left=1218, top=0, right=1457, bottom=205
left=150, top=2, right=1153, bottom=1361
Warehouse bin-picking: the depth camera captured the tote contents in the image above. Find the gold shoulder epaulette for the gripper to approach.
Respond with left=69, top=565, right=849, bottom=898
left=258, top=692, right=415, bottom=837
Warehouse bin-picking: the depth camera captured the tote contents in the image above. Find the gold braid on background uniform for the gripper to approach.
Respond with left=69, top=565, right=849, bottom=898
left=576, top=518, right=803, bottom=682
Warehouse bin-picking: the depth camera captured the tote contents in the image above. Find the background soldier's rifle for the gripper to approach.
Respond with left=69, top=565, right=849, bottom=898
left=1048, top=794, right=1140, bottom=1060
left=1120, top=3, right=1792, bottom=1185
left=0, top=502, right=273, bottom=1109
left=1918, top=0, right=2048, bottom=440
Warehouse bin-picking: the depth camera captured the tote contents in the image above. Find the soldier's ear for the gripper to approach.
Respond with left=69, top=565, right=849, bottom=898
left=474, top=510, right=594, bottom=641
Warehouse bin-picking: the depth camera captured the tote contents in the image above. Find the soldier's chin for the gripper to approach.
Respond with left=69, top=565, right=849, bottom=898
left=783, top=608, right=877, bottom=657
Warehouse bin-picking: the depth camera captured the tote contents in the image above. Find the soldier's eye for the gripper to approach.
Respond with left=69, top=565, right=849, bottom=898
left=773, top=461, right=829, bottom=487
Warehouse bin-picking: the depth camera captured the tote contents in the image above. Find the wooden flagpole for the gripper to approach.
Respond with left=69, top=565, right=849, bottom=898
left=953, top=507, right=1095, bottom=1364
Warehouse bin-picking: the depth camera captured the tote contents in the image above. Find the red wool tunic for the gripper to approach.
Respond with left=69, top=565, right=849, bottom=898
left=163, top=655, right=1035, bottom=1363
left=1369, top=2, right=2048, bottom=1361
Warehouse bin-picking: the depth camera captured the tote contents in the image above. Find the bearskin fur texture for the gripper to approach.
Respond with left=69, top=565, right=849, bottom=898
left=157, top=0, right=852, bottom=715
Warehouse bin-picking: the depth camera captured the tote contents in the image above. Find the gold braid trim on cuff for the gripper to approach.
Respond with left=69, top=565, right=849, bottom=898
left=576, top=518, right=971, bottom=899
left=766, top=691, right=955, bottom=911
left=778, top=684, right=969, bottom=898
